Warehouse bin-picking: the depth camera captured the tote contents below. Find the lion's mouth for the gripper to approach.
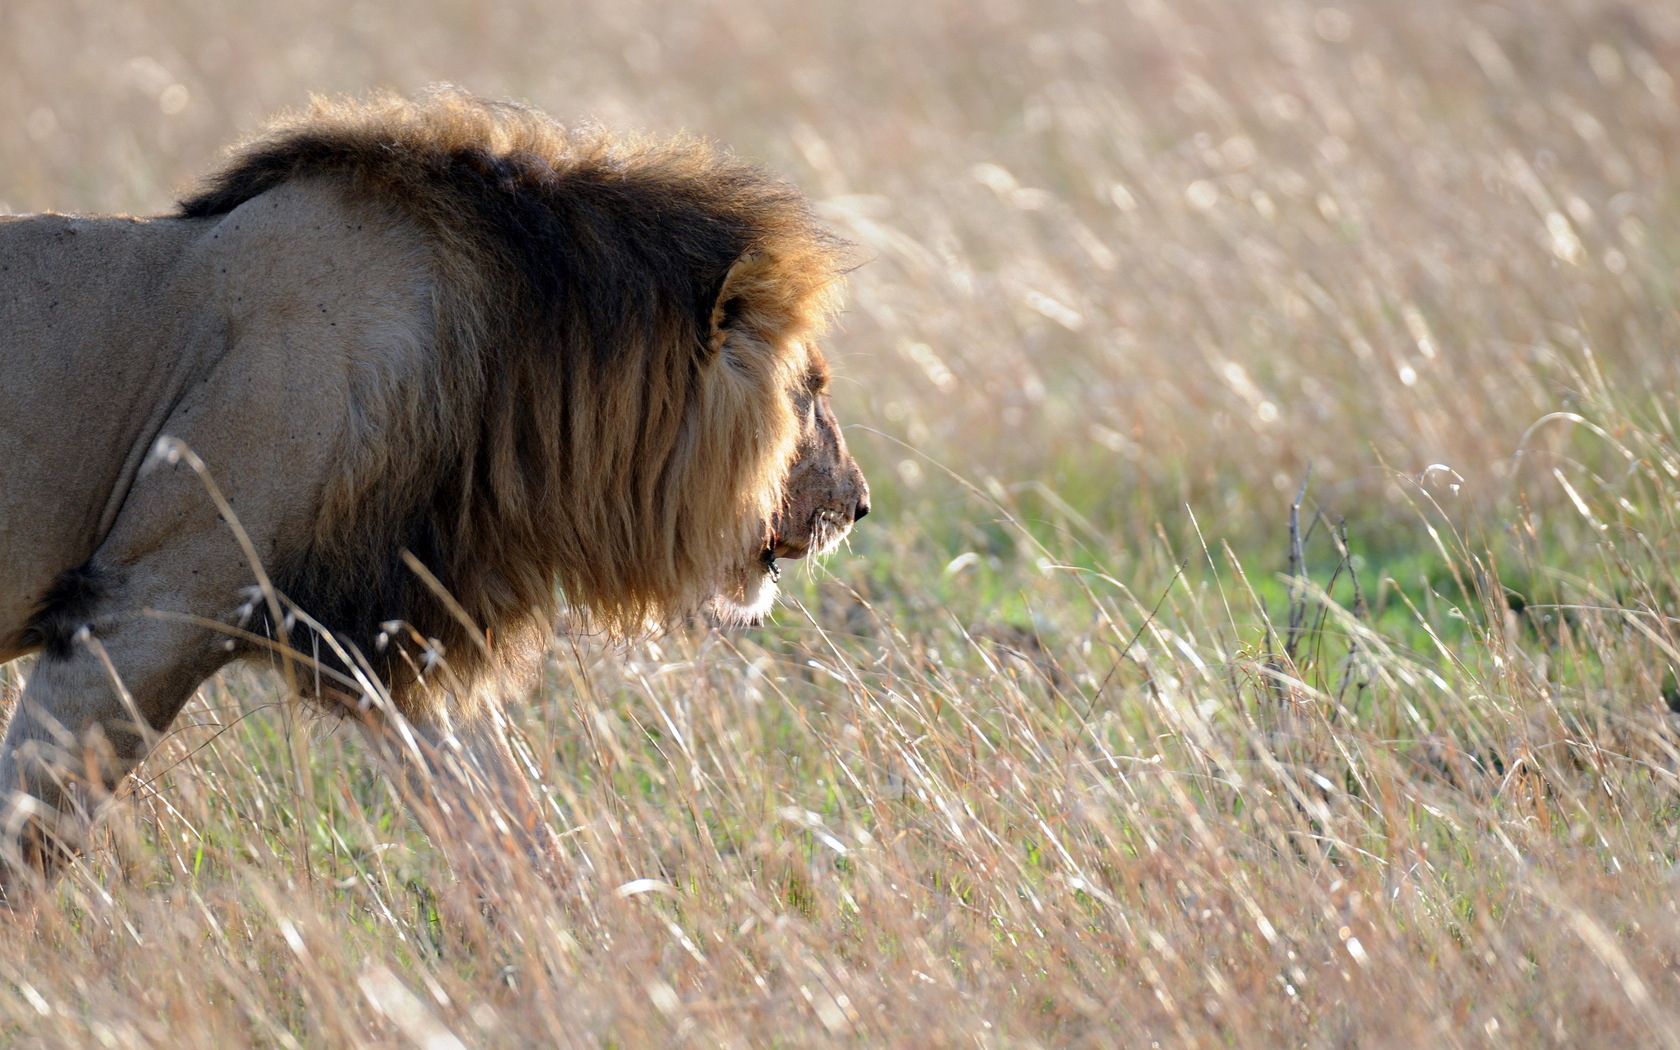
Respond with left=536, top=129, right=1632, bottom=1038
left=708, top=523, right=836, bottom=629
left=759, top=527, right=816, bottom=584
left=768, top=528, right=814, bottom=561
left=761, top=528, right=819, bottom=581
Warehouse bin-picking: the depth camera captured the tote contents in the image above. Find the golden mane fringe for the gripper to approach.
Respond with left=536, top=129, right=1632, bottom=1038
left=180, top=87, right=848, bottom=720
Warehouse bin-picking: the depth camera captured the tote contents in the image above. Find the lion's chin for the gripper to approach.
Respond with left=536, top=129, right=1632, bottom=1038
left=701, top=562, right=781, bottom=628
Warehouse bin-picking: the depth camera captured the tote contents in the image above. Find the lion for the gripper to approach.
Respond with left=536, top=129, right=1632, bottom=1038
left=0, top=89, right=870, bottom=892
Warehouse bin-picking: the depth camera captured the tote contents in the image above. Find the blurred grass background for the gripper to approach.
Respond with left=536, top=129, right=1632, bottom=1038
left=7, top=0, right=1680, bottom=1045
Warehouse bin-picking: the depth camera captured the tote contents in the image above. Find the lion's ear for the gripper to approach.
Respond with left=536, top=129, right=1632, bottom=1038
left=707, top=253, right=762, bottom=355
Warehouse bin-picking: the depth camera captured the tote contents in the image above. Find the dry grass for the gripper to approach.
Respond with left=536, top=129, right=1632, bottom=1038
left=7, top=0, right=1680, bottom=1045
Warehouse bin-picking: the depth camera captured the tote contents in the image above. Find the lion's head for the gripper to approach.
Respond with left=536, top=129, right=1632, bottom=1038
left=179, top=89, right=871, bottom=718
left=708, top=349, right=871, bottom=627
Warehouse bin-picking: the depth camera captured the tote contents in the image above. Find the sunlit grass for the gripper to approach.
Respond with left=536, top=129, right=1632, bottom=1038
left=6, top=0, right=1680, bottom=1044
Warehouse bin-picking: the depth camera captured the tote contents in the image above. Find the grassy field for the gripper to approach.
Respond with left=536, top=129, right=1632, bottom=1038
left=7, top=0, right=1680, bottom=1044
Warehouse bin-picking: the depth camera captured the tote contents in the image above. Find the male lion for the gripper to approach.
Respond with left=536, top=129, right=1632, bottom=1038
left=0, top=89, right=869, bottom=893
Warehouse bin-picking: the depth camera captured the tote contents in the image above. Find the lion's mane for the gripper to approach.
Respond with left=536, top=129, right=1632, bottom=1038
left=178, top=89, right=845, bottom=717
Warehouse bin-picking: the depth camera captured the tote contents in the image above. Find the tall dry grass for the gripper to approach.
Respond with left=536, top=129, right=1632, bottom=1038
left=6, top=0, right=1680, bottom=1045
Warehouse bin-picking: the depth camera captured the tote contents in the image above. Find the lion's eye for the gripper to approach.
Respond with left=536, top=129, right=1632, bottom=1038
left=805, top=355, right=831, bottom=395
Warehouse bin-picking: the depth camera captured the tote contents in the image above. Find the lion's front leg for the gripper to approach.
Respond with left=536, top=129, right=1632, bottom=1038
left=0, top=572, right=229, bottom=896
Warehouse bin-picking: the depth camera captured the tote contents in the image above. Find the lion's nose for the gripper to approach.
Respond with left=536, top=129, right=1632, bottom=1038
left=850, top=470, right=871, bottom=524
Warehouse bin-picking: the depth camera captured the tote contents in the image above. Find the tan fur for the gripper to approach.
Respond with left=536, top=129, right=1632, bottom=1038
left=0, top=89, right=870, bottom=889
